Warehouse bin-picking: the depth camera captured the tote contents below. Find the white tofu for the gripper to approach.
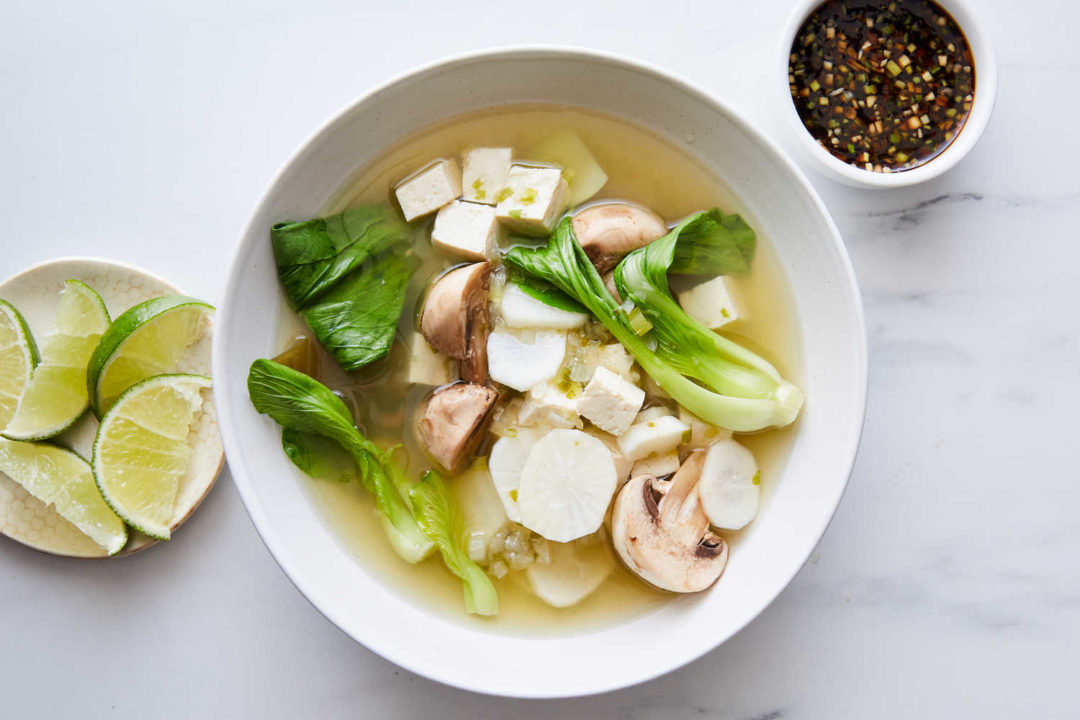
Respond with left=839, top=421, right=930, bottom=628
left=431, top=200, right=498, bottom=260
left=499, top=283, right=588, bottom=330
left=567, top=341, right=637, bottom=384
left=678, top=406, right=733, bottom=449
left=495, top=165, right=569, bottom=236
left=487, top=329, right=566, bottom=392
left=462, top=147, right=512, bottom=205
left=677, top=275, right=743, bottom=329
left=407, top=334, right=455, bottom=386
left=518, top=380, right=580, bottom=429
left=617, top=415, right=690, bottom=462
left=577, top=367, right=645, bottom=436
left=394, top=159, right=462, bottom=222
left=631, top=449, right=681, bottom=478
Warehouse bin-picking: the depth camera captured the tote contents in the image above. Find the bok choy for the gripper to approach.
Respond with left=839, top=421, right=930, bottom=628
left=248, top=359, right=497, bottom=615
left=271, top=205, right=412, bottom=371
left=504, top=216, right=802, bottom=432
left=409, top=471, right=498, bottom=616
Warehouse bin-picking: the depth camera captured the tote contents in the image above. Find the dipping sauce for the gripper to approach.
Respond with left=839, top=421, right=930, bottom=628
left=788, top=0, right=975, bottom=173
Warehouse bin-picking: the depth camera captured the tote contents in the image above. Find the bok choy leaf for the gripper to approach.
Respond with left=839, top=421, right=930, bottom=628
left=504, top=217, right=802, bottom=432
left=409, top=471, right=499, bottom=616
left=272, top=205, right=412, bottom=371
left=247, top=358, right=434, bottom=563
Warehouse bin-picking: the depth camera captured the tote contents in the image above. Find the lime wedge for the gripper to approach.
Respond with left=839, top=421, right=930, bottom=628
left=3, top=280, right=111, bottom=441
left=87, top=295, right=213, bottom=417
left=0, top=437, right=127, bottom=554
left=92, top=373, right=211, bottom=540
left=0, top=300, right=39, bottom=430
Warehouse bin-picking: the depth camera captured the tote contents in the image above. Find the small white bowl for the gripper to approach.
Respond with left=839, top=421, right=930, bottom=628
left=214, top=47, right=867, bottom=697
left=778, top=0, right=998, bottom=188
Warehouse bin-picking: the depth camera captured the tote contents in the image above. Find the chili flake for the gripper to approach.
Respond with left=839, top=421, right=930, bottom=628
left=788, top=0, right=975, bottom=172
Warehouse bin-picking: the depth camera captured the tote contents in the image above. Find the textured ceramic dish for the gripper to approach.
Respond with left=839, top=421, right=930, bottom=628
left=214, top=48, right=867, bottom=697
left=0, top=257, right=223, bottom=558
left=778, top=0, right=997, bottom=188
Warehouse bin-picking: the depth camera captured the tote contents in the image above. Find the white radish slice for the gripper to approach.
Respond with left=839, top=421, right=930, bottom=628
left=487, top=329, right=566, bottom=392
left=517, top=429, right=616, bottom=542
left=499, top=283, right=588, bottom=330
left=487, top=428, right=542, bottom=522
left=698, top=438, right=760, bottom=530
left=526, top=533, right=614, bottom=608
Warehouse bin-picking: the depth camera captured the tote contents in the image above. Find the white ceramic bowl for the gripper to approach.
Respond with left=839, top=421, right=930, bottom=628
left=214, top=48, right=867, bottom=698
left=778, top=0, right=997, bottom=188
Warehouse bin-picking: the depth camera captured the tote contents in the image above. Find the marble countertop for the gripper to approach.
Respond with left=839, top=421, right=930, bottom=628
left=2, top=0, right=1076, bottom=716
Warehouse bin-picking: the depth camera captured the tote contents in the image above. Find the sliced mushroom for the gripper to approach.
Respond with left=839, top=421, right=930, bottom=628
left=571, top=203, right=668, bottom=274
left=610, top=450, right=728, bottom=593
left=417, top=382, right=498, bottom=473
left=420, top=262, right=491, bottom=383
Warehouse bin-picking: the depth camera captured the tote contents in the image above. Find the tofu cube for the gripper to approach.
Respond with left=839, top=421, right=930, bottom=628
left=631, top=449, right=681, bottom=479
left=395, top=159, right=462, bottom=222
left=462, top=148, right=512, bottom=205
left=518, top=380, right=581, bottom=429
left=617, top=415, right=690, bottom=462
left=407, top=334, right=455, bottom=386
left=499, top=283, right=588, bottom=330
left=495, top=165, right=569, bottom=236
left=678, top=406, right=733, bottom=449
left=577, top=367, right=645, bottom=436
left=677, top=275, right=743, bottom=329
left=431, top=200, right=499, bottom=260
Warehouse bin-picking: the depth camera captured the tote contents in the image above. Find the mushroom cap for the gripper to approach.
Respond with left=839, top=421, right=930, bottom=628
left=420, top=262, right=491, bottom=383
left=571, top=203, right=668, bottom=274
left=610, top=451, right=728, bottom=593
left=417, top=382, right=498, bottom=473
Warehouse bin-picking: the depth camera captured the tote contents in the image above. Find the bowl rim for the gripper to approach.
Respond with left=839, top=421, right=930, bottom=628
left=214, top=45, right=869, bottom=697
left=777, top=0, right=998, bottom=188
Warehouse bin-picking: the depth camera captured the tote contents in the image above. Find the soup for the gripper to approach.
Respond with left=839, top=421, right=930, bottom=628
left=249, top=106, right=803, bottom=634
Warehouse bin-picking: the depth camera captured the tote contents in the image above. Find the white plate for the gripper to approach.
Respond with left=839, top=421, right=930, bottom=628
left=215, top=48, right=868, bottom=697
left=0, top=257, right=223, bottom=558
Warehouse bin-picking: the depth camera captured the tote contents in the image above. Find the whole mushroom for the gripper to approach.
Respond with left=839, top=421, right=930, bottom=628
left=571, top=203, right=668, bottom=274
left=610, top=450, right=728, bottom=593
left=420, top=262, right=491, bottom=383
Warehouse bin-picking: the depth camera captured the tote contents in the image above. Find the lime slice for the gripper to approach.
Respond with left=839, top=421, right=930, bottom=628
left=0, top=300, right=39, bottom=430
left=92, top=373, right=211, bottom=540
left=3, top=280, right=111, bottom=441
left=87, top=295, right=213, bottom=417
left=0, top=437, right=128, bottom=554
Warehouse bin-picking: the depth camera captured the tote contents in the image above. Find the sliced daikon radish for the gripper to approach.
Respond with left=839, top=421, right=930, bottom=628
left=697, top=438, right=760, bottom=531
left=525, top=532, right=614, bottom=608
left=499, top=283, right=588, bottom=330
left=517, top=429, right=616, bottom=542
left=487, top=428, right=542, bottom=522
left=486, top=329, right=566, bottom=392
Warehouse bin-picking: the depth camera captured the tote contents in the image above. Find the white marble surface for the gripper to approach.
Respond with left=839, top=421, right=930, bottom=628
left=1, top=0, right=1077, bottom=716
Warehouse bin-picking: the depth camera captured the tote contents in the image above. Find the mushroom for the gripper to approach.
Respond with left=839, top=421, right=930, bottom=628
left=610, top=450, right=728, bottom=593
left=417, top=382, right=499, bottom=473
left=571, top=203, right=668, bottom=274
left=420, top=262, right=491, bottom=383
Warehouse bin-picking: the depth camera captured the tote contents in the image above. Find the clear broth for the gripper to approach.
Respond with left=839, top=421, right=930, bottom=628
left=275, top=105, right=804, bottom=636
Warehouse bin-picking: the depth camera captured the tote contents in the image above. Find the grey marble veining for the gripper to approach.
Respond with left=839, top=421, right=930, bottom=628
left=1, top=0, right=1078, bottom=717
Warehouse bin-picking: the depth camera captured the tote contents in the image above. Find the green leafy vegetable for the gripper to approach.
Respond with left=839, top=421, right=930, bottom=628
left=615, top=210, right=789, bottom=399
left=282, top=429, right=357, bottom=483
left=271, top=205, right=412, bottom=371
left=504, top=217, right=802, bottom=432
left=409, top=471, right=498, bottom=616
left=505, top=265, right=587, bottom=314
left=248, top=359, right=499, bottom=615
left=247, top=358, right=434, bottom=563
